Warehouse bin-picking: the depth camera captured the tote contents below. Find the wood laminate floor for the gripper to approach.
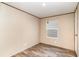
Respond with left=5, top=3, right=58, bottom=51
left=12, top=43, right=76, bottom=57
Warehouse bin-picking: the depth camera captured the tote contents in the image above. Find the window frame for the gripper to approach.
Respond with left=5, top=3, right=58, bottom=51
left=46, top=19, right=59, bottom=39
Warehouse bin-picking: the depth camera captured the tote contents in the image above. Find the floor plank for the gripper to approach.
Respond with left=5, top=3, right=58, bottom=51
left=12, top=43, right=76, bottom=57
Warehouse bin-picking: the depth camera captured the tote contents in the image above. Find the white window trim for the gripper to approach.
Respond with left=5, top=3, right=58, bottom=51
left=46, top=20, right=59, bottom=39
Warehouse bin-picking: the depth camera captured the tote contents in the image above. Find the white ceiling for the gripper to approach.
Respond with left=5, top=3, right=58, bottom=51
left=6, top=2, right=78, bottom=18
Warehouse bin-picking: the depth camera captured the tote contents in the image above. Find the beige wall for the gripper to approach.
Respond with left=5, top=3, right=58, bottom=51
left=40, top=13, right=75, bottom=51
left=0, top=3, right=40, bottom=56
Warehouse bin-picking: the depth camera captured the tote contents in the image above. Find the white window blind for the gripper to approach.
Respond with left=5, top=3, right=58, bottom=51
left=47, top=20, right=58, bottom=38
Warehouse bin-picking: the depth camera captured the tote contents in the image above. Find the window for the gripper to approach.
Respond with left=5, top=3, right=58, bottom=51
left=47, top=20, right=58, bottom=38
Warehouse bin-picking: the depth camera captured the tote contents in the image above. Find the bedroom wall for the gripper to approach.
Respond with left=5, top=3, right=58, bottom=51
left=0, top=3, right=40, bottom=56
left=40, top=13, right=75, bottom=51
